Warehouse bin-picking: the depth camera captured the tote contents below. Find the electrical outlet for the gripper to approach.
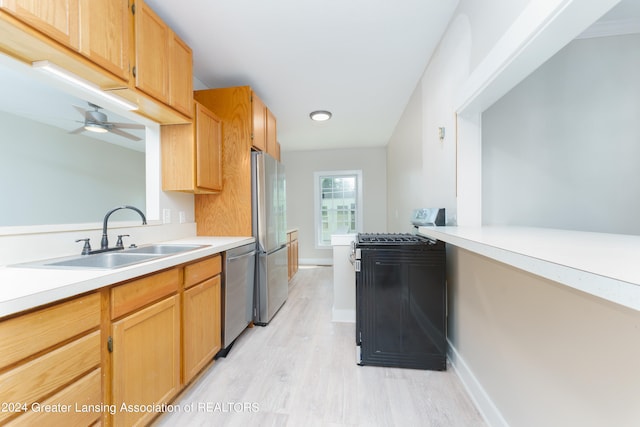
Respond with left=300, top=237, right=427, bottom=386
left=162, top=209, right=171, bottom=224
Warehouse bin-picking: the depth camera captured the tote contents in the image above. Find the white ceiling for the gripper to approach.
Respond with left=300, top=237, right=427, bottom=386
left=145, top=0, right=460, bottom=152
left=1, top=0, right=637, bottom=153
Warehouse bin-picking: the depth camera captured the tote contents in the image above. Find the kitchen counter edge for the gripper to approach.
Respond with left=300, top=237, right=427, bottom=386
left=418, top=226, right=640, bottom=312
left=0, top=236, right=254, bottom=318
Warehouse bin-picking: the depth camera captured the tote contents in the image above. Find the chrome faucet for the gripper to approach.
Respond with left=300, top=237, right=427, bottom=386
left=101, top=205, right=147, bottom=250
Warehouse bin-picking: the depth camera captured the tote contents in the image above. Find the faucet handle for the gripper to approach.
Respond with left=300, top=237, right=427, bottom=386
left=75, top=238, right=92, bottom=255
left=116, top=234, right=130, bottom=249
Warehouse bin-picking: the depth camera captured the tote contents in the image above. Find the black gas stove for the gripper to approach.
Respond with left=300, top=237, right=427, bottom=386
left=356, top=233, right=434, bottom=246
left=354, top=232, right=446, bottom=371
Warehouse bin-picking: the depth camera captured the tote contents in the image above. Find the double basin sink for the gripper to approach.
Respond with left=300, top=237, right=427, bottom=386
left=18, top=244, right=207, bottom=270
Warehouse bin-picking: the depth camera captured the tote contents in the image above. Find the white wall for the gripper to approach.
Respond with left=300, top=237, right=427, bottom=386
left=482, top=33, right=640, bottom=234
left=386, top=0, right=637, bottom=425
left=448, top=246, right=640, bottom=427
left=0, top=112, right=145, bottom=226
left=0, top=116, right=196, bottom=266
left=387, top=0, right=530, bottom=232
left=281, top=147, right=386, bottom=265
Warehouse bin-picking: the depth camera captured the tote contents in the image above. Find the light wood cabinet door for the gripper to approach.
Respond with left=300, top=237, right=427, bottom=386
left=112, top=295, right=180, bottom=427
left=251, top=92, right=266, bottom=151
left=161, top=102, right=222, bottom=193
left=78, top=0, right=130, bottom=81
left=0, top=0, right=80, bottom=50
left=292, top=239, right=299, bottom=276
left=169, top=31, right=193, bottom=117
left=195, top=102, right=223, bottom=192
left=183, top=275, right=221, bottom=383
left=134, top=0, right=169, bottom=104
left=266, top=107, right=277, bottom=158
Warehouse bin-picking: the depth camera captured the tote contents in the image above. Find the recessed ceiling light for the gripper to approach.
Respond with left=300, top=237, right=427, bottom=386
left=310, top=110, right=332, bottom=122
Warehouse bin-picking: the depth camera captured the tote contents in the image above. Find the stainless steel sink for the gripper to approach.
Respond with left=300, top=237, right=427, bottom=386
left=44, top=252, right=159, bottom=269
left=12, top=244, right=209, bottom=270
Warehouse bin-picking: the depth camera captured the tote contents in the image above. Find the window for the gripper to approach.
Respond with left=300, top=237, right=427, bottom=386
left=314, top=170, right=363, bottom=247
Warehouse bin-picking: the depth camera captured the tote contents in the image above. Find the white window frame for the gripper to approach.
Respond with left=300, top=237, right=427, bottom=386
left=313, top=170, right=363, bottom=249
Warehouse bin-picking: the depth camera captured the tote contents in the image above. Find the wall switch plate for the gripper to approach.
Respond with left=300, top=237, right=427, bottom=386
left=162, top=209, right=171, bottom=224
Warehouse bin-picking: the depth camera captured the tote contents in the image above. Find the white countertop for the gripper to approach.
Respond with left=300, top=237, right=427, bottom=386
left=331, top=234, right=356, bottom=246
left=418, top=226, right=640, bottom=312
left=0, top=236, right=254, bottom=318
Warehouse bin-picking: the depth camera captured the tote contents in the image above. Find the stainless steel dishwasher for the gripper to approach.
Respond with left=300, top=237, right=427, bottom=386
left=218, top=242, right=256, bottom=357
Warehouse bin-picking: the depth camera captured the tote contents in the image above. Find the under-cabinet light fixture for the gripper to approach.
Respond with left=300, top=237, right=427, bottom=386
left=32, top=60, right=138, bottom=111
left=310, top=110, right=332, bottom=122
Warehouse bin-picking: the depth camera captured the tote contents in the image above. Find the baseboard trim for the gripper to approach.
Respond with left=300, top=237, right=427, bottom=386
left=447, top=340, right=509, bottom=427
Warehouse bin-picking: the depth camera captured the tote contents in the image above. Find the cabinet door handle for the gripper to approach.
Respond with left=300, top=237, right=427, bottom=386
left=107, top=336, right=113, bottom=353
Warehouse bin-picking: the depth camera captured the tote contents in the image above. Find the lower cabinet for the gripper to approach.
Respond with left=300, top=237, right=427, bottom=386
left=287, top=230, right=299, bottom=280
left=0, top=293, right=102, bottom=426
left=0, top=253, right=224, bottom=426
left=110, top=268, right=181, bottom=427
left=112, top=295, right=181, bottom=427
left=183, top=275, right=221, bottom=382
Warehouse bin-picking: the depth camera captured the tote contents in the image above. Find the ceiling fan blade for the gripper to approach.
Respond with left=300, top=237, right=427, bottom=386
left=69, top=126, right=85, bottom=135
left=110, top=127, right=142, bottom=141
left=110, top=122, right=145, bottom=130
left=73, top=105, right=88, bottom=117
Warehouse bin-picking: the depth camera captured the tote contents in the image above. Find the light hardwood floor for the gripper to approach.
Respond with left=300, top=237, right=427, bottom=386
left=154, top=266, right=486, bottom=427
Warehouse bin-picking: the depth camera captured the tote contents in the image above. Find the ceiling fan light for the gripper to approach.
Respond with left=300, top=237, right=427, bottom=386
left=84, top=123, right=108, bottom=133
left=310, top=110, right=332, bottom=122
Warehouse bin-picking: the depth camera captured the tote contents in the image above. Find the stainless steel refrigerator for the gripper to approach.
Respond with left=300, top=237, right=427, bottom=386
left=252, top=151, right=288, bottom=325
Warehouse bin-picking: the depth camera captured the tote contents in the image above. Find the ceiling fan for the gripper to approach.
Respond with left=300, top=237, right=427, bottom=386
left=70, top=102, right=144, bottom=141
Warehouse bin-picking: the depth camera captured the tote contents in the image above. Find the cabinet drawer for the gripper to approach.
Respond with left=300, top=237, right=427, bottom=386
left=184, top=255, right=221, bottom=289
left=0, top=331, right=100, bottom=424
left=111, top=268, right=180, bottom=319
left=0, top=292, right=100, bottom=369
left=6, top=368, right=102, bottom=426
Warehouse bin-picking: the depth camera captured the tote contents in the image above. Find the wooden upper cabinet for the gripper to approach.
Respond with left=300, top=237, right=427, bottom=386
left=0, top=0, right=80, bottom=50
left=266, top=107, right=278, bottom=159
left=251, top=92, right=266, bottom=151
left=134, top=0, right=193, bottom=118
left=1, top=0, right=130, bottom=82
left=169, top=31, right=193, bottom=117
left=195, top=102, right=223, bottom=192
left=78, top=0, right=130, bottom=81
left=162, top=101, right=222, bottom=194
left=251, top=91, right=278, bottom=159
left=134, top=0, right=169, bottom=103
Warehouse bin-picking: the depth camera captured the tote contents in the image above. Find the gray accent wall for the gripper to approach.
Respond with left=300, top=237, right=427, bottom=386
left=281, top=147, right=387, bottom=264
left=482, top=33, right=640, bottom=234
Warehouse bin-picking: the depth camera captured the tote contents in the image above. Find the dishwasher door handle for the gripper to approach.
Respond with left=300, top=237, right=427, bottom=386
left=227, top=250, right=256, bottom=261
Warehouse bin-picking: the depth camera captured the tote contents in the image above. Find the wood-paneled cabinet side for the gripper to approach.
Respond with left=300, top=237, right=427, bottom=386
left=194, top=86, right=253, bottom=236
